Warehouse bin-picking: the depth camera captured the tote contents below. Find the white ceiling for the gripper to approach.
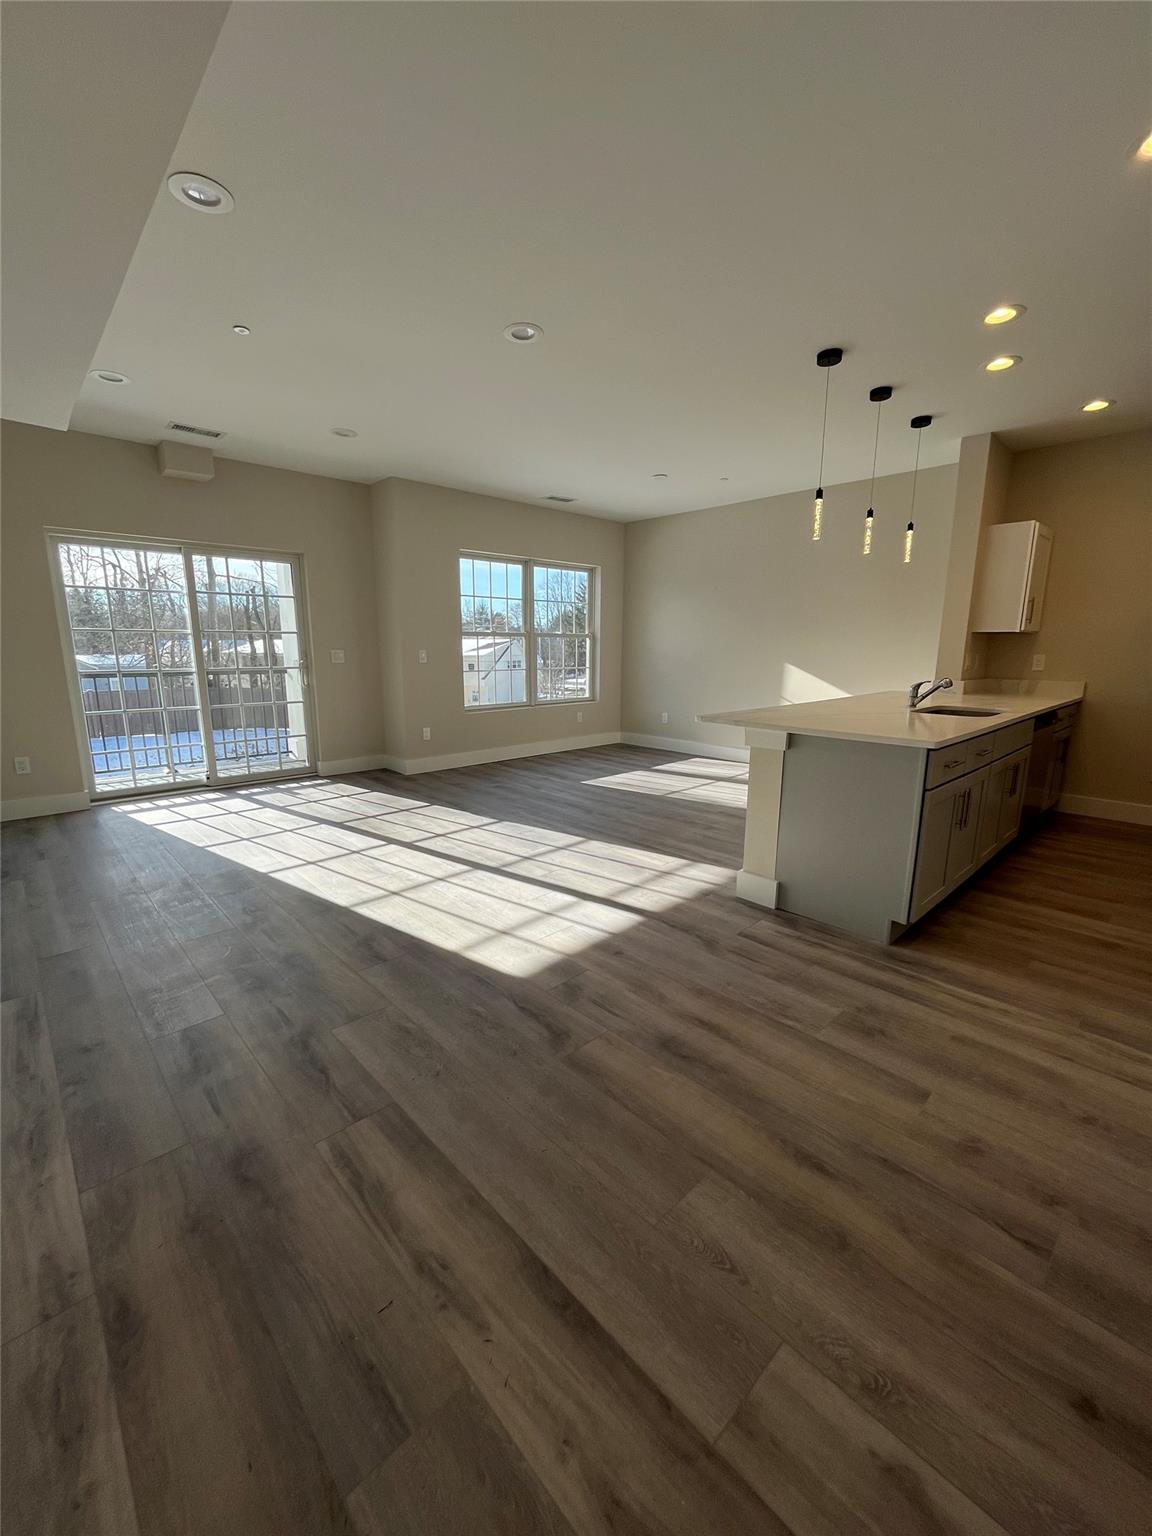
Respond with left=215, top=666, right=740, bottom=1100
left=37, top=3, right=1152, bottom=516
left=0, top=0, right=228, bottom=429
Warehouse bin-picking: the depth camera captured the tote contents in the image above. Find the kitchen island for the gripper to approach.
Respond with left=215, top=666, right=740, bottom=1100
left=699, top=680, right=1084, bottom=942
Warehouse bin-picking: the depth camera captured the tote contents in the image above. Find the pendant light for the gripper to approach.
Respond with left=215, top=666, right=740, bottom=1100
left=904, top=413, right=932, bottom=564
left=862, top=385, right=892, bottom=556
left=810, top=347, right=844, bottom=540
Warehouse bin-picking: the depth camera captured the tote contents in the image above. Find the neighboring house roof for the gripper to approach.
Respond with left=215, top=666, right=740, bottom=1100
left=77, top=653, right=146, bottom=672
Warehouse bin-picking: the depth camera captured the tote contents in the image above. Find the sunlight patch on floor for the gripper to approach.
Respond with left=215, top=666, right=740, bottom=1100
left=110, top=776, right=736, bottom=976
left=583, top=757, right=748, bottom=807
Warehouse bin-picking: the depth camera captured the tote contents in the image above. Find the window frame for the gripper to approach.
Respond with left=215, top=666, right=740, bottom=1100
left=459, top=552, right=597, bottom=712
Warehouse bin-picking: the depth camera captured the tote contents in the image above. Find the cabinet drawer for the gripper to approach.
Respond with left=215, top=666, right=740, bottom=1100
left=993, top=720, right=1034, bottom=759
left=925, top=744, right=973, bottom=789
left=966, top=735, right=998, bottom=770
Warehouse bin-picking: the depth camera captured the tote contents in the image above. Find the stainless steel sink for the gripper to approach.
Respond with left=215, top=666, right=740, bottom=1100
left=915, top=706, right=1003, bottom=716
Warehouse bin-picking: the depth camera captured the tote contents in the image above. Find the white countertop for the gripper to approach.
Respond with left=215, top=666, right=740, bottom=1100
left=698, top=679, right=1084, bottom=749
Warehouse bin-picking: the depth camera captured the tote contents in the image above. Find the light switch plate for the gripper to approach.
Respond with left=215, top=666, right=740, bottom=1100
left=13, top=756, right=31, bottom=775
left=422, top=727, right=431, bottom=741
left=330, top=649, right=345, bottom=664
left=418, top=649, right=428, bottom=664
left=1032, top=653, right=1046, bottom=671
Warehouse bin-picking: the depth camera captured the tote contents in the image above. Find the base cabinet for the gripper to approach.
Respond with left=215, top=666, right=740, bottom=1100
left=975, top=758, right=1008, bottom=864
left=908, top=747, right=1030, bottom=924
left=997, top=750, right=1028, bottom=843
left=908, top=789, right=957, bottom=921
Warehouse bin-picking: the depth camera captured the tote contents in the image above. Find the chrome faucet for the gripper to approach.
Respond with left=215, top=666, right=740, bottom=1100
left=908, top=677, right=954, bottom=708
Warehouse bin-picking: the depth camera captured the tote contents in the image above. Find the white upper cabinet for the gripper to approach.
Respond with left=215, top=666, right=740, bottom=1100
left=970, top=520, right=1053, bottom=633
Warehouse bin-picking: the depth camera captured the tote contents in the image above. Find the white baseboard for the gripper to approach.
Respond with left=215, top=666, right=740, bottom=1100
left=317, top=754, right=396, bottom=775
left=371, top=731, right=624, bottom=777
left=620, top=732, right=749, bottom=762
left=1058, top=794, right=1152, bottom=826
left=736, top=869, right=780, bottom=907
left=1, top=791, right=90, bottom=823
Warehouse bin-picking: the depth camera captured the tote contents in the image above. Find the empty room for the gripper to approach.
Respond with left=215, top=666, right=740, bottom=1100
left=2, top=3, right=1150, bottom=1534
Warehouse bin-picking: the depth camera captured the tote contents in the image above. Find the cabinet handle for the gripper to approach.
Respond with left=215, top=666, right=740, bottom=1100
left=944, top=757, right=964, bottom=771
left=1008, top=764, right=1019, bottom=796
left=956, top=787, right=971, bottom=831
left=1025, top=596, right=1035, bottom=626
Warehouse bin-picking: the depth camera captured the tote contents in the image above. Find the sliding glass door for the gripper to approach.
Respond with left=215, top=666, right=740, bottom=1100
left=190, top=551, right=310, bottom=780
left=53, top=537, right=314, bottom=797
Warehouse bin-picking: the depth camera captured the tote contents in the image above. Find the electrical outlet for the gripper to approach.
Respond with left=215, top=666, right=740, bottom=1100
left=1032, top=653, right=1046, bottom=672
left=13, top=756, right=31, bottom=776
left=330, top=649, right=345, bottom=664
left=418, top=649, right=428, bottom=664
left=660, top=712, right=669, bottom=725
left=422, top=727, right=431, bottom=741
left=576, top=710, right=583, bottom=723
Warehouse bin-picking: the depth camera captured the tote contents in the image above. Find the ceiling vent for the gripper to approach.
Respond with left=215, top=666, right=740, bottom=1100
left=545, top=495, right=576, bottom=503
left=166, top=420, right=224, bottom=439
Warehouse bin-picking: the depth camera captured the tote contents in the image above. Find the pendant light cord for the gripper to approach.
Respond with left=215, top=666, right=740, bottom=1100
left=910, top=428, right=923, bottom=515
left=867, top=399, right=882, bottom=506
left=816, top=366, right=832, bottom=487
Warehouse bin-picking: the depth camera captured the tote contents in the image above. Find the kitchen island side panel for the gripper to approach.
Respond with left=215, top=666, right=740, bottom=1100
left=775, top=735, right=927, bottom=941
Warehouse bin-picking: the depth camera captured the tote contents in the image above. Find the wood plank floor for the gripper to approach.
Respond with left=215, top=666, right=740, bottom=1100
left=2, top=744, right=1150, bottom=1536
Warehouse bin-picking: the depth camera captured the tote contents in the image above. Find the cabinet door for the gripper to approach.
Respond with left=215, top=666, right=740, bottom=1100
left=997, top=749, right=1030, bottom=844
left=909, top=785, right=960, bottom=922
left=975, top=758, right=1010, bottom=865
left=1022, top=528, right=1052, bottom=631
left=971, top=521, right=1053, bottom=632
left=946, top=769, right=987, bottom=888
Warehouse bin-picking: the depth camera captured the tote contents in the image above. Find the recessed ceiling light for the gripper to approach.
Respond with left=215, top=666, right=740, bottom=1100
left=166, top=172, right=235, bottom=214
left=503, top=322, right=542, bottom=343
left=1081, top=398, right=1115, bottom=413
left=983, top=304, right=1026, bottom=325
left=88, top=369, right=129, bottom=384
left=1137, top=131, right=1152, bottom=161
left=330, top=427, right=358, bottom=438
left=984, top=355, right=1022, bottom=372
left=231, top=324, right=251, bottom=336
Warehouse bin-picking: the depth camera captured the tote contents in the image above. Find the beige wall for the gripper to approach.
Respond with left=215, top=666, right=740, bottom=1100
left=979, top=430, right=1152, bottom=809
left=934, top=432, right=1013, bottom=681
left=371, top=478, right=624, bottom=764
left=622, top=463, right=958, bottom=750
left=5, top=418, right=1144, bottom=815
left=1, top=422, right=384, bottom=807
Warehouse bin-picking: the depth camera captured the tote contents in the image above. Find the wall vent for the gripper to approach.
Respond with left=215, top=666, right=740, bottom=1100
left=545, top=495, right=576, bottom=503
left=166, top=420, right=224, bottom=439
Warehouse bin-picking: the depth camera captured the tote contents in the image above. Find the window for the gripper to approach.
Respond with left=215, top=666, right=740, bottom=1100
left=459, top=555, right=593, bottom=709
